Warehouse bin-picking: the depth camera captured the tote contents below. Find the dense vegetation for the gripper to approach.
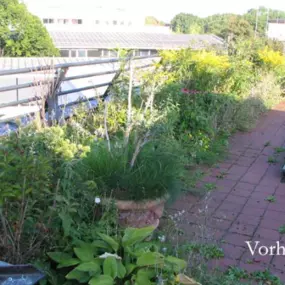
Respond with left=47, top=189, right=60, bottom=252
left=0, top=0, right=59, bottom=56
left=171, top=7, right=285, bottom=41
left=0, top=40, right=285, bottom=284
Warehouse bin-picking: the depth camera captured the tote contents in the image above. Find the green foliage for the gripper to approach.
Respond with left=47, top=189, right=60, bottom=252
left=188, top=264, right=282, bottom=285
left=265, top=195, right=276, bottom=202
left=0, top=124, right=94, bottom=263
left=0, top=0, right=58, bottom=56
left=156, top=43, right=284, bottom=167
left=274, top=147, right=285, bottom=153
left=268, top=156, right=278, bottom=164
left=171, top=13, right=204, bottom=34
left=75, top=137, right=185, bottom=201
left=170, top=7, right=285, bottom=42
left=279, top=225, right=285, bottom=234
left=181, top=243, right=224, bottom=260
left=145, top=16, right=165, bottom=26
left=207, top=15, right=254, bottom=42
left=48, top=227, right=191, bottom=285
left=204, top=183, right=217, bottom=192
left=225, top=267, right=282, bottom=285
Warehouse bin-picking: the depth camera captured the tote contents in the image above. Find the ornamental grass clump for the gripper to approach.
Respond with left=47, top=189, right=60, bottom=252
left=77, top=137, right=184, bottom=201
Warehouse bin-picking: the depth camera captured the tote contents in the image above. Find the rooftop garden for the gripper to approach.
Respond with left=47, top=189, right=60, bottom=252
left=1, top=39, right=285, bottom=284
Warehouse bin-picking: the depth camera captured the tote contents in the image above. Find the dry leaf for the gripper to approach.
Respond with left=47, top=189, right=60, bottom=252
left=177, top=274, right=202, bottom=285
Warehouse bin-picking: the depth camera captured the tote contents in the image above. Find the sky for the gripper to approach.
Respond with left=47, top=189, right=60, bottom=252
left=140, top=0, right=285, bottom=22
left=24, top=0, right=285, bottom=22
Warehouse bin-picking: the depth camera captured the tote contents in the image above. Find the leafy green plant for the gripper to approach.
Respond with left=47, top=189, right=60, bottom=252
left=0, top=124, right=94, bottom=263
left=48, top=227, right=195, bottom=285
left=225, top=267, right=282, bottom=285
left=181, top=243, right=224, bottom=260
left=268, top=156, right=278, bottom=164
left=278, top=225, right=285, bottom=234
left=274, top=147, right=285, bottom=153
left=204, top=183, right=217, bottom=192
left=265, top=195, right=276, bottom=203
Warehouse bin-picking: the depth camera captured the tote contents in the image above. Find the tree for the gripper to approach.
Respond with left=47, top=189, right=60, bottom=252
left=204, top=14, right=234, bottom=35
left=145, top=16, right=165, bottom=26
left=188, top=22, right=203, bottom=34
left=204, top=14, right=253, bottom=42
left=0, top=0, right=59, bottom=56
left=171, top=13, right=204, bottom=34
left=220, top=15, right=254, bottom=42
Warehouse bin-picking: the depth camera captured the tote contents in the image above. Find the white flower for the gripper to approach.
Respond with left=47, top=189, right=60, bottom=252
left=99, top=252, right=121, bottom=260
left=158, top=235, right=166, bottom=242
left=95, top=197, right=101, bottom=204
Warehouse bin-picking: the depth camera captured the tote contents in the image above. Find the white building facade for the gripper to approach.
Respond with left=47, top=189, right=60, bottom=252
left=22, top=0, right=146, bottom=32
left=268, top=21, right=285, bottom=42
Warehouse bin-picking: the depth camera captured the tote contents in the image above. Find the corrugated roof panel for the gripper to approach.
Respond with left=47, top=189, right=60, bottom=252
left=49, top=31, right=225, bottom=50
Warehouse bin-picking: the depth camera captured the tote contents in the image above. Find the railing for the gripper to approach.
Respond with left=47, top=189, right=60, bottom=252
left=0, top=55, right=160, bottom=124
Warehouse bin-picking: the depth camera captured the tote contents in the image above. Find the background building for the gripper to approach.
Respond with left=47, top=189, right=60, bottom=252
left=49, top=31, right=225, bottom=58
left=22, top=0, right=146, bottom=32
left=268, top=20, right=285, bottom=49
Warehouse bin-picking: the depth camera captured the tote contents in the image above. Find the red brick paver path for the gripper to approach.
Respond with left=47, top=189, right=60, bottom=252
left=169, top=102, right=285, bottom=282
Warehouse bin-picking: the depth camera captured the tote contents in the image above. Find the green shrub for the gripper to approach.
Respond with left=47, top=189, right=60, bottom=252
left=156, top=43, right=284, bottom=166
left=0, top=125, right=92, bottom=263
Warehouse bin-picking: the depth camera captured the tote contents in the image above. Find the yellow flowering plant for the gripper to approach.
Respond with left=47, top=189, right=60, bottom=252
left=258, top=47, right=285, bottom=68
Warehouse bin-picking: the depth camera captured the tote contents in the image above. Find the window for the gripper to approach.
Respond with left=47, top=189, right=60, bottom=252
left=133, top=50, right=140, bottom=56
left=78, top=50, right=86, bottom=57
left=95, top=20, right=100, bottom=25
left=57, top=19, right=64, bottom=24
left=150, top=50, right=158, bottom=55
left=128, top=21, right=132, bottom=26
left=110, top=50, right=118, bottom=58
left=43, top=18, right=48, bottom=24
left=101, top=49, right=109, bottom=57
left=113, top=20, right=117, bottom=25
left=88, top=49, right=101, bottom=57
left=48, top=19, right=54, bottom=24
left=64, top=19, right=69, bottom=24
left=120, top=21, right=124, bottom=25
left=60, top=50, right=69, bottom=57
left=71, top=50, right=76, bottom=57
left=140, top=50, right=149, bottom=56
left=72, top=19, right=83, bottom=24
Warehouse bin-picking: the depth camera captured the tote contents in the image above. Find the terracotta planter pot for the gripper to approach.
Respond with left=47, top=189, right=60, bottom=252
left=104, top=196, right=169, bottom=228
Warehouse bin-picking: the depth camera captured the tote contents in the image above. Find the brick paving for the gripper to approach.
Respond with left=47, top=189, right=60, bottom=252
left=168, top=102, right=285, bottom=282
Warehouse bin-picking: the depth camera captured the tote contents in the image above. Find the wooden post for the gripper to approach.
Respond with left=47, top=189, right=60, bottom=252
left=47, top=67, right=68, bottom=125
